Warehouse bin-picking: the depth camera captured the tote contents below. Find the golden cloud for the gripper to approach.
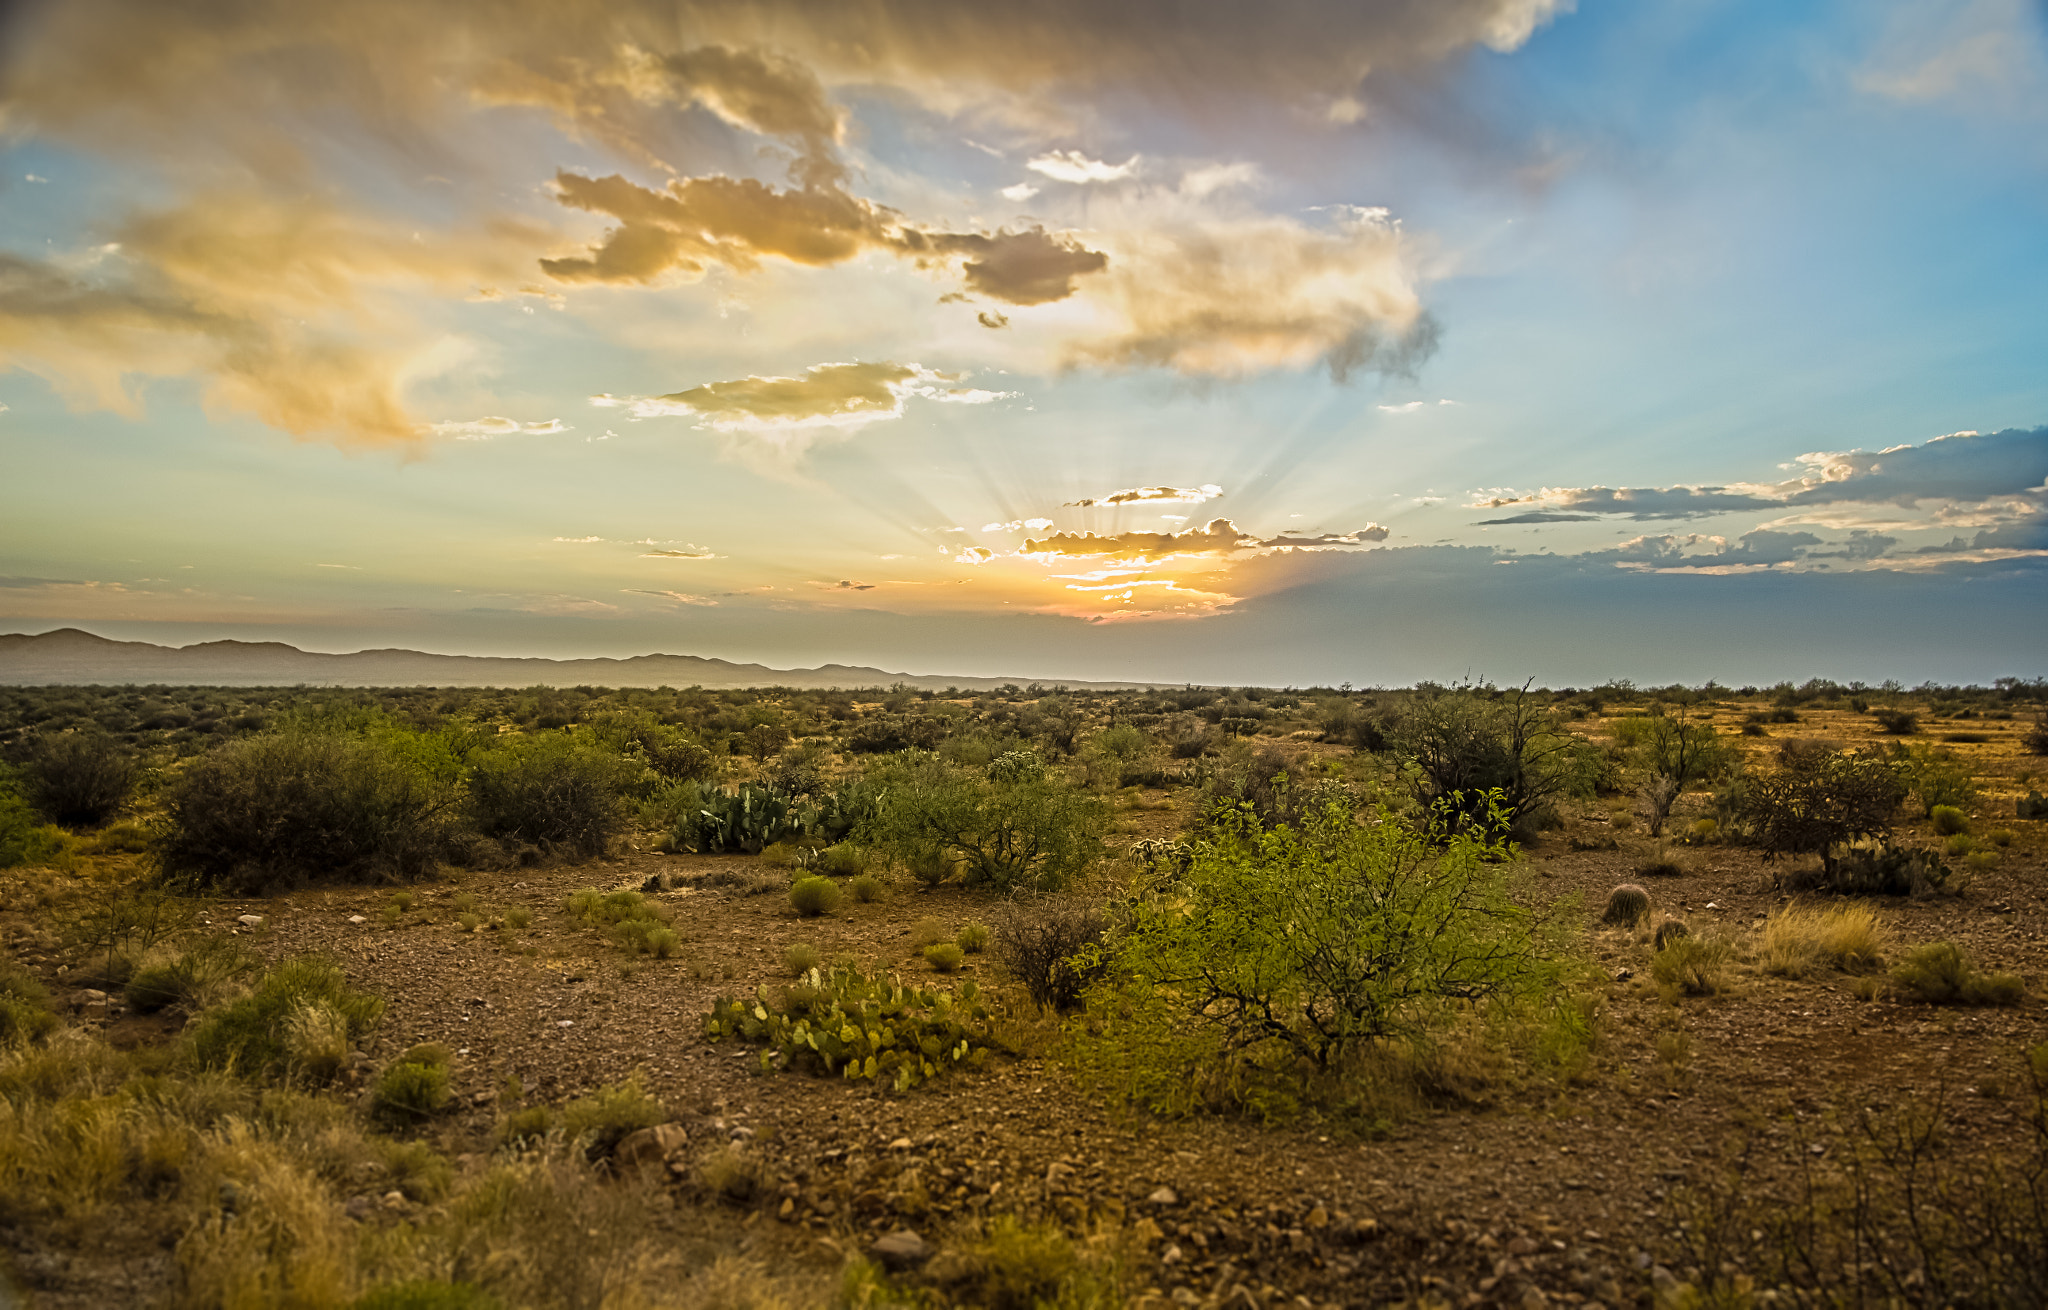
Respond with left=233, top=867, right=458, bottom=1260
left=593, top=361, right=1012, bottom=432
left=0, top=193, right=551, bottom=446
left=1066, top=483, right=1223, bottom=507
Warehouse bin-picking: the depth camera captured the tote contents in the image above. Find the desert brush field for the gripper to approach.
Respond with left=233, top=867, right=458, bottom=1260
left=1, top=678, right=2044, bottom=1310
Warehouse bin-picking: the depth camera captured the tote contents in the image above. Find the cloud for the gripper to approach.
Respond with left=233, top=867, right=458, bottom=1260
left=999, top=183, right=1040, bottom=202
left=1022, top=517, right=1259, bottom=561
left=1478, top=428, right=2048, bottom=523
left=832, top=579, right=876, bottom=591
left=983, top=518, right=1056, bottom=532
left=552, top=536, right=602, bottom=543
left=624, top=589, right=718, bottom=607
left=540, top=169, right=1109, bottom=306
left=593, top=361, right=1013, bottom=435
left=427, top=416, right=567, bottom=440
left=0, top=194, right=548, bottom=447
left=1070, top=206, right=1436, bottom=379
left=977, top=311, right=1010, bottom=329
left=1474, top=511, right=1601, bottom=524
left=640, top=547, right=718, bottom=559
left=1258, top=525, right=1391, bottom=547
left=1855, top=0, right=2048, bottom=107
left=1066, top=483, right=1223, bottom=508
left=1026, top=151, right=1140, bottom=183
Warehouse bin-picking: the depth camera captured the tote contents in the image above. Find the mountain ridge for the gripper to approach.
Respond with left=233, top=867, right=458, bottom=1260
left=0, top=629, right=1167, bottom=691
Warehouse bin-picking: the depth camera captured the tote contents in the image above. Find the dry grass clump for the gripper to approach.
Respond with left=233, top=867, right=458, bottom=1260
left=783, top=943, right=821, bottom=976
left=848, top=874, right=885, bottom=903
left=923, top=942, right=965, bottom=973
left=1601, top=884, right=1651, bottom=927
left=956, top=922, right=991, bottom=953
left=907, top=916, right=949, bottom=947
left=1760, top=902, right=1890, bottom=977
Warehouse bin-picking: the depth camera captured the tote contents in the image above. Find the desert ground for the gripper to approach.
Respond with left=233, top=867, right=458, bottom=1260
left=1, top=683, right=2043, bottom=1309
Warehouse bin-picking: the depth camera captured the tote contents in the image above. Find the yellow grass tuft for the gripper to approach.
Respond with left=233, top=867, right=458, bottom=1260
left=1760, top=901, right=1889, bottom=977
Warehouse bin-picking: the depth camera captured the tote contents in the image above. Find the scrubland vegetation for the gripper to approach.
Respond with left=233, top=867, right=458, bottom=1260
left=1, top=673, right=2046, bottom=1306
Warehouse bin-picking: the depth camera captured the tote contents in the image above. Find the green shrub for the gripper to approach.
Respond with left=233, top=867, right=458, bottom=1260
left=1930, top=805, right=1969, bottom=836
left=1899, top=744, right=1978, bottom=816
left=1987, top=828, right=2014, bottom=848
left=856, top=752, right=1108, bottom=893
left=124, top=936, right=258, bottom=1013
left=1390, top=684, right=1602, bottom=836
left=466, top=734, right=633, bottom=858
left=848, top=874, right=885, bottom=903
left=907, top=916, right=948, bottom=948
left=992, top=898, right=1105, bottom=1015
left=956, top=922, right=990, bottom=954
left=812, top=843, right=869, bottom=877
left=1873, top=709, right=1918, bottom=735
left=1892, top=942, right=2024, bottom=1006
left=1612, top=711, right=1738, bottom=836
left=559, top=1074, right=665, bottom=1160
left=0, top=960, right=58, bottom=1045
left=1943, top=833, right=1974, bottom=856
left=759, top=841, right=803, bottom=868
left=789, top=876, right=841, bottom=918
left=0, top=786, right=75, bottom=870
left=498, top=1105, right=551, bottom=1147
left=1653, top=933, right=1732, bottom=997
left=705, top=965, right=994, bottom=1092
left=374, top=1046, right=452, bottom=1122
left=352, top=1280, right=503, bottom=1310
left=1601, top=884, right=1650, bottom=927
left=17, top=727, right=138, bottom=827
left=155, top=730, right=452, bottom=892
left=504, top=906, right=533, bottom=929
left=966, top=1215, right=1121, bottom=1310
left=189, top=957, right=384, bottom=1079
left=1072, top=792, right=1570, bottom=1115
left=784, top=943, right=821, bottom=976
left=1741, top=747, right=1908, bottom=881
left=923, top=943, right=965, bottom=973
left=1963, top=849, right=1999, bottom=873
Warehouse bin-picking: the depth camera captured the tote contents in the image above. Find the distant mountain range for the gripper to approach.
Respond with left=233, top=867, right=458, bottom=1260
left=0, top=628, right=1164, bottom=691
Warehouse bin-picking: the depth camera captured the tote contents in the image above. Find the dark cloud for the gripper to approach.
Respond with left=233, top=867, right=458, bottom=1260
left=1258, top=526, right=1391, bottom=547
left=1480, top=428, right=2048, bottom=523
left=1474, top=510, right=1601, bottom=524
left=1023, top=518, right=1257, bottom=560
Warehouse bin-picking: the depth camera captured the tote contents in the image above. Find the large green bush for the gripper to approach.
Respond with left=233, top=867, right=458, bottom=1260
left=1740, top=746, right=1909, bottom=881
left=156, top=730, right=454, bottom=891
left=857, top=751, right=1108, bottom=892
left=1071, top=792, right=1570, bottom=1112
left=1390, top=684, right=1599, bottom=835
left=0, top=782, right=72, bottom=870
left=464, top=733, right=634, bottom=857
left=16, top=727, right=138, bottom=826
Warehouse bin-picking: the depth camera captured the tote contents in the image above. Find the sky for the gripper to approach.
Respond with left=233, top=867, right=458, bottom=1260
left=1, top=0, right=2045, bottom=687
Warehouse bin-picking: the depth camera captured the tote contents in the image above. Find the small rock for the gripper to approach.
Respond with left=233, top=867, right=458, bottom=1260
left=1353, top=1217, right=1380, bottom=1240
left=1169, top=1289, right=1200, bottom=1308
left=347, top=915, right=367, bottom=925
left=870, top=1229, right=931, bottom=1270
left=1131, top=1217, right=1164, bottom=1245
left=218, top=1181, right=241, bottom=1212
left=1147, top=1186, right=1179, bottom=1206
left=237, top=914, right=265, bottom=927
left=344, top=1195, right=374, bottom=1221
left=1305, top=1205, right=1329, bottom=1229
left=1520, top=1289, right=1550, bottom=1310
left=1218, top=1287, right=1260, bottom=1310
left=67, top=988, right=109, bottom=1011
left=1611, top=967, right=1633, bottom=983
left=615, top=1123, right=691, bottom=1169
left=729, top=1125, right=756, bottom=1142
left=888, top=1136, right=915, bottom=1151
left=777, top=1197, right=795, bottom=1221
left=1161, top=1243, right=1185, bottom=1265
left=1508, top=1237, right=1538, bottom=1256
left=381, top=1189, right=408, bottom=1209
